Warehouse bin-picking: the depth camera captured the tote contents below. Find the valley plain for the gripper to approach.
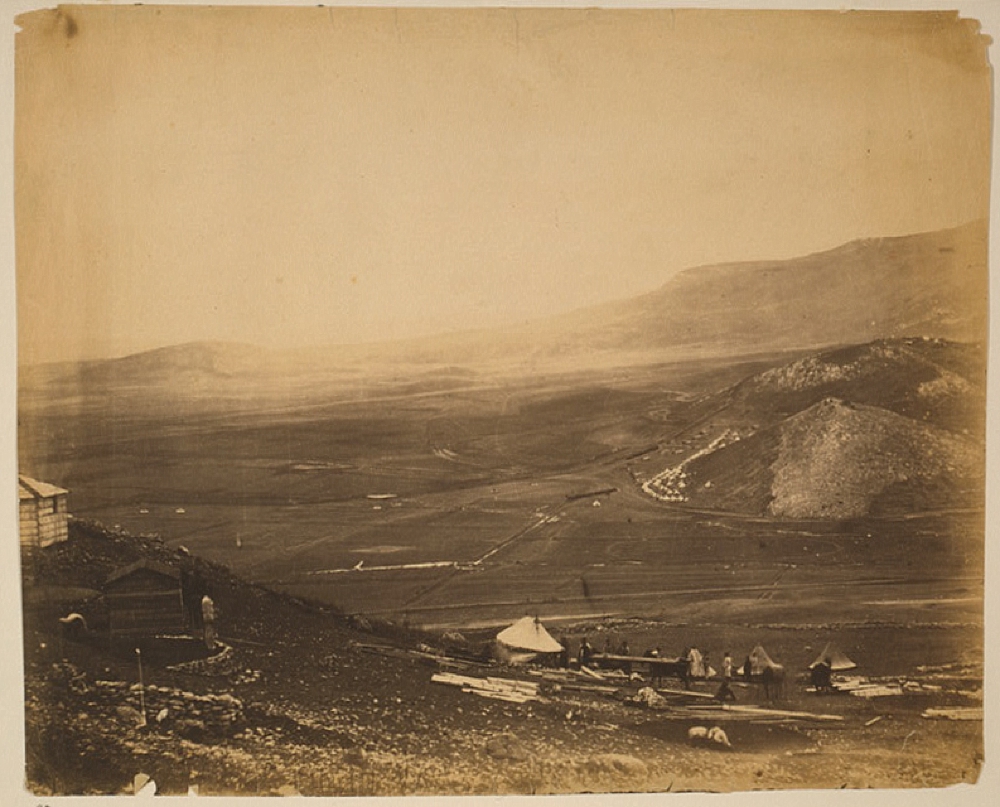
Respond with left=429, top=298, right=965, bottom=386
left=17, top=225, right=988, bottom=795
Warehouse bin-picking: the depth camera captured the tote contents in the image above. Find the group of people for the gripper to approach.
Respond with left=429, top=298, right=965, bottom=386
left=553, top=638, right=783, bottom=703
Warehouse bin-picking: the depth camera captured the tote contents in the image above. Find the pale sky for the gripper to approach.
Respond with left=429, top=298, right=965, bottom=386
left=14, top=6, right=992, bottom=364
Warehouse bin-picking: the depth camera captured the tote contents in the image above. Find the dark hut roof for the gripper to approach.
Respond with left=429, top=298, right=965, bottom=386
left=106, top=559, right=181, bottom=586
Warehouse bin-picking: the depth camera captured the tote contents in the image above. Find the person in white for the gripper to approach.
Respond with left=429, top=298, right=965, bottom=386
left=201, top=594, right=216, bottom=650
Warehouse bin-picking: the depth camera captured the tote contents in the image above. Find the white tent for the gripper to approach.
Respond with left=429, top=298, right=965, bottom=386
left=739, top=644, right=784, bottom=676
left=809, top=642, right=857, bottom=672
left=495, top=616, right=562, bottom=663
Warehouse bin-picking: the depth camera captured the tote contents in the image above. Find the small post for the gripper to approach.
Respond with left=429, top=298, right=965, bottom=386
left=135, top=647, right=147, bottom=727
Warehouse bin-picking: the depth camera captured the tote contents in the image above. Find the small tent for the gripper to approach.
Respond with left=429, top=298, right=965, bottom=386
left=740, top=644, right=784, bottom=677
left=495, top=616, right=562, bottom=664
left=809, top=642, right=857, bottom=672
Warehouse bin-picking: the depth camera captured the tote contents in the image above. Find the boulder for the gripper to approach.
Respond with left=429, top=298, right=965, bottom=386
left=484, top=732, right=530, bottom=761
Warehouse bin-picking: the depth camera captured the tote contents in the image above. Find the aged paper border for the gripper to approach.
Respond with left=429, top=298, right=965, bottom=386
left=1, top=1, right=997, bottom=806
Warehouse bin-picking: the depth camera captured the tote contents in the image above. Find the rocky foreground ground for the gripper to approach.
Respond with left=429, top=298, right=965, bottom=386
left=22, top=522, right=983, bottom=796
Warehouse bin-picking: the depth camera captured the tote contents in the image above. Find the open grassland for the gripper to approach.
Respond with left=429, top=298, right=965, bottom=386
left=18, top=346, right=986, bottom=796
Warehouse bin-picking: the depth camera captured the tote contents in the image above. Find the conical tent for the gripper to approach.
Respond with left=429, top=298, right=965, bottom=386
left=742, top=644, right=783, bottom=676
left=809, top=642, right=857, bottom=672
left=496, top=616, right=563, bottom=655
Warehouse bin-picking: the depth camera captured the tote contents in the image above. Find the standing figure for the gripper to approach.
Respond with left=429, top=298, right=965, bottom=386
left=201, top=594, right=216, bottom=651
left=722, top=651, right=733, bottom=681
left=810, top=658, right=833, bottom=692
left=762, top=665, right=775, bottom=701
left=181, top=566, right=205, bottom=638
left=743, top=654, right=753, bottom=683
left=688, top=647, right=705, bottom=678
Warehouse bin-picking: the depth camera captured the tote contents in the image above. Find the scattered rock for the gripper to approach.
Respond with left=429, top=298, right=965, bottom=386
left=115, top=705, right=142, bottom=724
left=174, top=718, right=208, bottom=742
left=585, top=754, right=648, bottom=777
left=485, top=732, right=529, bottom=761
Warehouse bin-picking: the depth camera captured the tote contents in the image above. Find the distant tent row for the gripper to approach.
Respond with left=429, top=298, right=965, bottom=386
left=493, top=619, right=858, bottom=675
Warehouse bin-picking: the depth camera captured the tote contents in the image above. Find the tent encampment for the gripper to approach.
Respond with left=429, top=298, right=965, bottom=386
left=809, top=642, right=857, bottom=672
left=495, top=616, right=562, bottom=663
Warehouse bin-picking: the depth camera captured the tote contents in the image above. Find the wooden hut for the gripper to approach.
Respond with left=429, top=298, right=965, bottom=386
left=19, top=475, right=69, bottom=549
left=105, top=560, right=189, bottom=639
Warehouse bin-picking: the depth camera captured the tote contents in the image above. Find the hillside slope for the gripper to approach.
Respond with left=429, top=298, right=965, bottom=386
left=538, top=220, right=987, bottom=358
left=680, top=398, right=981, bottom=518
left=729, top=338, right=986, bottom=434
left=637, top=338, right=985, bottom=518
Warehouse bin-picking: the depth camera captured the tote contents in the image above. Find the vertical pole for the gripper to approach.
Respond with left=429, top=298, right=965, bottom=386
left=136, top=647, right=147, bottom=727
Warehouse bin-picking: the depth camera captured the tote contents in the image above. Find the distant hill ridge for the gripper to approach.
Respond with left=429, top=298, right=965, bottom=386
left=536, top=219, right=987, bottom=355
left=20, top=221, right=988, bottom=394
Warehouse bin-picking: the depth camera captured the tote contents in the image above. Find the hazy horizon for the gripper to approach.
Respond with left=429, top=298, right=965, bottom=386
left=17, top=216, right=989, bottom=368
left=15, top=7, right=991, bottom=364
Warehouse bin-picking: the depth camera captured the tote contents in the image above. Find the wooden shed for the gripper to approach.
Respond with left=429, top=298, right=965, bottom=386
left=19, top=475, right=69, bottom=549
left=105, top=560, right=189, bottom=639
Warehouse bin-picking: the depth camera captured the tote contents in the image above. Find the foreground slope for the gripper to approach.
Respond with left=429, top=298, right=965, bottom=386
left=23, top=521, right=983, bottom=795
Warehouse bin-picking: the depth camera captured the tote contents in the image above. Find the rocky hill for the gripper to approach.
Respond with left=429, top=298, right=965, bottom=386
left=682, top=398, right=981, bottom=519
left=728, top=338, right=985, bottom=434
left=637, top=338, right=985, bottom=518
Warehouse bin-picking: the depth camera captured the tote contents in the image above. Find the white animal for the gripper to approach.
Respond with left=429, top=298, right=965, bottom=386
left=688, top=725, right=732, bottom=749
left=707, top=726, right=732, bottom=748
left=59, top=613, right=88, bottom=632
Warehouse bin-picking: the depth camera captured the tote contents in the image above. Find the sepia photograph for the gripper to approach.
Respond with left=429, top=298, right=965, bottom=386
left=6, top=1, right=997, bottom=800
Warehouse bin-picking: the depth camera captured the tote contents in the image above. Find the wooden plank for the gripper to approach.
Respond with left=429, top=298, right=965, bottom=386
left=686, top=704, right=844, bottom=722
left=922, top=707, right=983, bottom=721
left=657, top=687, right=716, bottom=700
left=579, top=665, right=606, bottom=680
left=559, top=683, right=619, bottom=695
left=596, top=653, right=687, bottom=665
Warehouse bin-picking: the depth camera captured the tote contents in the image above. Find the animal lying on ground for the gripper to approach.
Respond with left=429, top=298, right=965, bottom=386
left=687, top=725, right=732, bottom=749
left=58, top=612, right=88, bottom=637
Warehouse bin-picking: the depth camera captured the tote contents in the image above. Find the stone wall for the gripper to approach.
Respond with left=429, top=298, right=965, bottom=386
left=93, top=680, right=244, bottom=736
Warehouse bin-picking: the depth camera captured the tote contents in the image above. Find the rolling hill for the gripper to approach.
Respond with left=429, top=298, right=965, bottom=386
left=530, top=219, right=987, bottom=358
left=637, top=338, right=985, bottom=518
left=19, top=220, right=988, bottom=405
